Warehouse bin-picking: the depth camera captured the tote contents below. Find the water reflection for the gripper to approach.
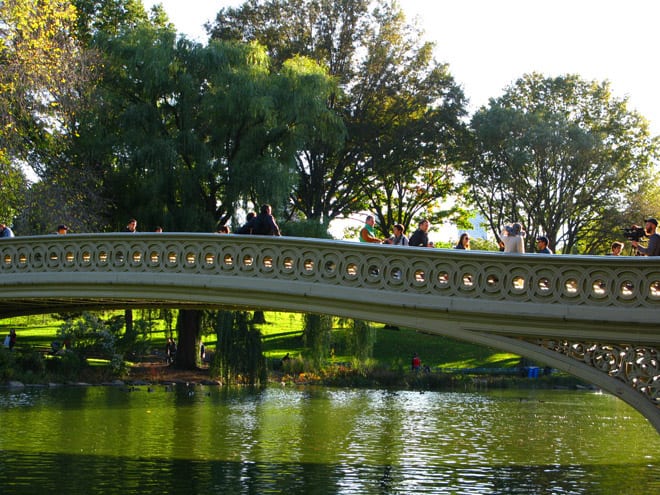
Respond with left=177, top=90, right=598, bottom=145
left=0, top=386, right=657, bottom=495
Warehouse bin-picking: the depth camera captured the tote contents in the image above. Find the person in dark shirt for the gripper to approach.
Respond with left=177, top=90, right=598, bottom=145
left=536, top=236, right=553, bottom=254
left=0, top=223, right=15, bottom=238
left=632, top=218, right=660, bottom=256
left=123, top=218, right=137, bottom=232
left=409, top=219, right=432, bottom=247
left=236, top=212, right=257, bottom=234
left=252, top=204, right=281, bottom=236
left=454, top=233, right=470, bottom=250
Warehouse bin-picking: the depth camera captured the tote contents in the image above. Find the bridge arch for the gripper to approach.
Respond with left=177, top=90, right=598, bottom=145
left=1, top=233, right=658, bottom=432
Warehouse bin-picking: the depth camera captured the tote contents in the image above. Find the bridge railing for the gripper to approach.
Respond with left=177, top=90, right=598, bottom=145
left=1, top=233, right=660, bottom=323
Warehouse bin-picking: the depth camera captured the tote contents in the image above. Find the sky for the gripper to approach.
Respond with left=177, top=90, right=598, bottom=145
left=144, top=0, right=660, bottom=135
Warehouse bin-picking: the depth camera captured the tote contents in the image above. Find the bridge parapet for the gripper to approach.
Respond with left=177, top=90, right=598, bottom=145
left=1, top=233, right=659, bottom=333
left=2, top=234, right=660, bottom=303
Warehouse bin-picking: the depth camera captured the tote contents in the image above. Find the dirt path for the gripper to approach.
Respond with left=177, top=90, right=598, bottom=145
left=127, top=361, right=216, bottom=384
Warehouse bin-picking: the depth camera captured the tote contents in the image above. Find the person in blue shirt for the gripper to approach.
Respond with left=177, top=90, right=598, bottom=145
left=0, top=223, right=14, bottom=238
left=536, top=236, right=553, bottom=254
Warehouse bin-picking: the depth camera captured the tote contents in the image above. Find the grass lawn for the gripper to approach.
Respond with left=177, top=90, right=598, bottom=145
left=1, top=310, right=521, bottom=371
left=252, top=312, right=520, bottom=370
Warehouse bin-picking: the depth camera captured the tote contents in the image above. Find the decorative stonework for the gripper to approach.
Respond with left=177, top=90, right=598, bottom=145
left=535, top=338, right=659, bottom=407
left=2, top=234, right=660, bottom=310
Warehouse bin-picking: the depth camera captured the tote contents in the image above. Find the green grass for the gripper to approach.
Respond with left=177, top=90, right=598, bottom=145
left=255, top=312, right=520, bottom=369
left=2, top=311, right=521, bottom=371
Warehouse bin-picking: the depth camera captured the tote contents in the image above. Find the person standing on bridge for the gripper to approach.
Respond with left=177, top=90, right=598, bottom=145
left=123, top=218, right=137, bottom=233
left=607, top=241, right=624, bottom=255
left=359, top=215, right=383, bottom=243
left=409, top=219, right=433, bottom=247
left=235, top=211, right=256, bottom=234
left=252, top=205, right=281, bottom=236
left=536, top=236, right=553, bottom=254
left=0, top=223, right=15, bottom=238
left=631, top=218, right=660, bottom=256
left=454, top=233, right=470, bottom=250
left=501, top=223, right=525, bottom=253
left=384, top=224, right=408, bottom=245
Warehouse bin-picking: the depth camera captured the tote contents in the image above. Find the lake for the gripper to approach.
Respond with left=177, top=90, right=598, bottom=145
left=0, top=384, right=657, bottom=494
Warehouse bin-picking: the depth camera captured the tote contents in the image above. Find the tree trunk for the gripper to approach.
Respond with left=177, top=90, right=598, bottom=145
left=124, top=309, right=133, bottom=336
left=252, top=310, right=267, bottom=324
left=175, top=309, right=201, bottom=369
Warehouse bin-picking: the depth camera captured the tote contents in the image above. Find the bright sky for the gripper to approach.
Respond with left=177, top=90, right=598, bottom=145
left=145, top=0, right=660, bottom=135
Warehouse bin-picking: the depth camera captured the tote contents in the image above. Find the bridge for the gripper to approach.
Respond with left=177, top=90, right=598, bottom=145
left=1, top=233, right=659, bottom=432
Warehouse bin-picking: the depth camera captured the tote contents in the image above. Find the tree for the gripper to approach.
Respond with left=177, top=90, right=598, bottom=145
left=463, top=73, right=658, bottom=253
left=0, top=159, right=28, bottom=228
left=213, top=310, right=266, bottom=385
left=576, top=180, right=660, bottom=255
left=5, top=0, right=164, bottom=234
left=351, top=4, right=468, bottom=235
left=303, top=313, right=333, bottom=367
left=0, top=0, right=81, bottom=159
left=69, top=25, right=339, bottom=367
left=208, top=0, right=468, bottom=229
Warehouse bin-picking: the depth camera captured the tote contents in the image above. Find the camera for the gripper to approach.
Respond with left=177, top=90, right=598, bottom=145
left=623, top=226, right=646, bottom=241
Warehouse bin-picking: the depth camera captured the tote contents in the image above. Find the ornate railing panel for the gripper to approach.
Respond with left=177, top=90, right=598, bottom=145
left=1, top=234, right=660, bottom=323
left=537, top=339, right=659, bottom=407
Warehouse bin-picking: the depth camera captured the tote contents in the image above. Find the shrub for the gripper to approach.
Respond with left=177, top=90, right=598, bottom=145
left=0, top=348, right=17, bottom=381
left=15, top=349, right=45, bottom=375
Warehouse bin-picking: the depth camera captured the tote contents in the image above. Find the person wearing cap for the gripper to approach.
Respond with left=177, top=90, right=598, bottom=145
left=632, top=218, right=660, bottom=256
left=56, top=225, right=68, bottom=235
left=536, top=235, right=553, bottom=254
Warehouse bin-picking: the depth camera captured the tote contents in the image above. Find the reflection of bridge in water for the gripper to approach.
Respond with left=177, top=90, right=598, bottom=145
left=1, top=234, right=659, bottom=432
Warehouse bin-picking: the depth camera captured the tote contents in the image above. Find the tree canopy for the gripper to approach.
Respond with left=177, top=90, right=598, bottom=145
left=463, top=73, right=658, bottom=253
left=209, top=0, right=469, bottom=233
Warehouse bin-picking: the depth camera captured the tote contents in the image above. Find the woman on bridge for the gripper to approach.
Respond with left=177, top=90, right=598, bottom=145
left=454, top=233, right=470, bottom=250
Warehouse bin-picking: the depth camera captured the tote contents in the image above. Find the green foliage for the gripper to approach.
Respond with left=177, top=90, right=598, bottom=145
left=302, top=313, right=333, bottom=366
left=464, top=73, right=659, bottom=253
left=212, top=311, right=267, bottom=385
left=0, top=348, right=17, bottom=381
left=280, top=219, right=332, bottom=238
left=210, top=0, right=468, bottom=227
left=346, top=319, right=374, bottom=361
left=0, top=0, right=81, bottom=159
left=0, top=160, right=28, bottom=227
left=46, top=350, right=87, bottom=381
left=15, top=349, right=46, bottom=375
left=58, top=312, right=120, bottom=359
left=73, top=27, right=341, bottom=232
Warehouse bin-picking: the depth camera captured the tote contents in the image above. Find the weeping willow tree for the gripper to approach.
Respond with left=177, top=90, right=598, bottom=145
left=346, top=319, right=375, bottom=362
left=303, top=313, right=334, bottom=367
left=213, top=310, right=267, bottom=386
left=62, top=23, right=343, bottom=368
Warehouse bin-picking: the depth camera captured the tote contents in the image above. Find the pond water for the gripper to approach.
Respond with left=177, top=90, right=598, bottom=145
left=0, top=384, right=657, bottom=494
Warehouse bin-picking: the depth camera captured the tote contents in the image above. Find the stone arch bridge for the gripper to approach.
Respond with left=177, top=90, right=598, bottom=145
left=1, top=234, right=658, bottom=432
